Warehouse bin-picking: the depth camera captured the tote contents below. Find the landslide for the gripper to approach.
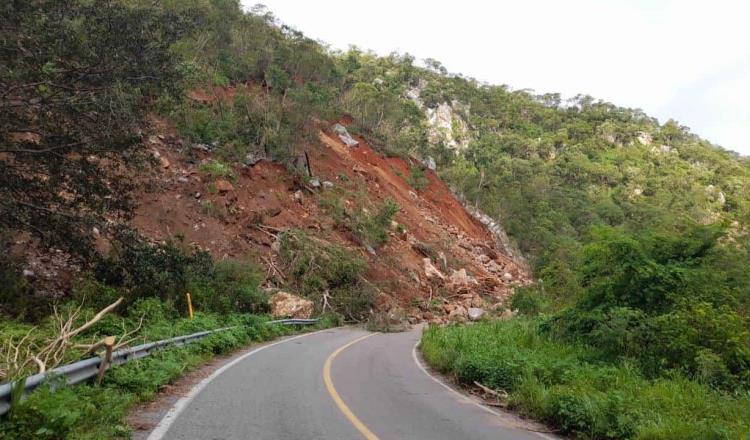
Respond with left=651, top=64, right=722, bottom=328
left=131, top=100, right=530, bottom=323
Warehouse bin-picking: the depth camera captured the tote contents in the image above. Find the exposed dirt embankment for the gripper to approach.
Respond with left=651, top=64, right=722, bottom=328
left=131, top=113, right=531, bottom=323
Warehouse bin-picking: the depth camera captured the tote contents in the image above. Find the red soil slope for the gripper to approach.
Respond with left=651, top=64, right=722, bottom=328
left=131, top=113, right=531, bottom=323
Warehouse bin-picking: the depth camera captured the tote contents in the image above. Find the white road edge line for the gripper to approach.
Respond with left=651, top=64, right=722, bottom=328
left=411, top=340, right=557, bottom=440
left=146, top=328, right=334, bottom=440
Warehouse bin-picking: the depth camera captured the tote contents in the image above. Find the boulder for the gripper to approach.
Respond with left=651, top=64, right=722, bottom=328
left=322, top=181, right=334, bottom=189
left=293, top=190, right=304, bottom=204
left=468, top=307, right=485, bottom=321
left=448, top=268, right=478, bottom=292
left=423, top=258, right=445, bottom=280
left=448, top=304, right=468, bottom=321
left=269, top=291, right=314, bottom=319
left=332, top=123, right=359, bottom=147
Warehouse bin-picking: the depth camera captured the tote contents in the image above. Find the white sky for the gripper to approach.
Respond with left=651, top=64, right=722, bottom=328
left=243, top=0, right=750, bottom=155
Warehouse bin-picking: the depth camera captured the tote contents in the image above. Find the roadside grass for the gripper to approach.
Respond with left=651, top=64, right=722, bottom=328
left=421, top=319, right=750, bottom=440
left=0, top=312, right=331, bottom=440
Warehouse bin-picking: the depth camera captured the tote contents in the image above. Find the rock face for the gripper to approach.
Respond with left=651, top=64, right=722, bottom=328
left=423, top=156, right=437, bottom=171
left=405, top=80, right=469, bottom=152
left=463, top=203, right=528, bottom=269
left=244, top=151, right=264, bottom=166
left=425, top=102, right=469, bottom=152
left=332, top=123, right=359, bottom=147
left=269, top=291, right=314, bottom=319
left=636, top=131, right=653, bottom=146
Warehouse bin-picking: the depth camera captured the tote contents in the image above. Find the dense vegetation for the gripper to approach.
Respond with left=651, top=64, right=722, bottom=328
left=1, top=1, right=749, bottom=438
left=422, top=320, right=750, bottom=439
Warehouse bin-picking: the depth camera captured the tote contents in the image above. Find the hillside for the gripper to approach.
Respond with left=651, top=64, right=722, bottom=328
left=1, top=1, right=750, bottom=439
left=128, top=106, right=530, bottom=323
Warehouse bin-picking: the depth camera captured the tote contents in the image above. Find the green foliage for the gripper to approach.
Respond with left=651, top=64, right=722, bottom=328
left=0, top=0, right=187, bottom=257
left=188, top=260, right=268, bottom=315
left=92, top=232, right=267, bottom=316
left=421, top=319, right=750, bottom=439
left=407, top=165, right=429, bottom=190
left=511, top=285, right=550, bottom=316
left=279, top=230, right=373, bottom=320
left=351, top=199, right=399, bottom=249
left=319, top=192, right=399, bottom=250
left=199, top=160, right=234, bottom=179
left=1, top=383, right=132, bottom=440
left=547, top=224, right=750, bottom=390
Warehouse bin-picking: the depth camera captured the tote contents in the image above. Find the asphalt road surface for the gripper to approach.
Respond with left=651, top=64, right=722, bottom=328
left=149, top=326, right=553, bottom=440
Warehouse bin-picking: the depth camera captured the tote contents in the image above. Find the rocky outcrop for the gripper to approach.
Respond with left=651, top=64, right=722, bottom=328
left=332, top=123, right=359, bottom=147
left=462, top=202, right=528, bottom=269
left=405, top=80, right=469, bottom=152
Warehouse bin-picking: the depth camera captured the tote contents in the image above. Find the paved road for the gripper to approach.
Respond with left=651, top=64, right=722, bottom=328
left=151, top=327, right=551, bottom=440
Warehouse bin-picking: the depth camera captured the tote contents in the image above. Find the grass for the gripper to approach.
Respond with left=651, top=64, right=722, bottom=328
left=420, top=319, right=750, bottom=440
left=198, top=160, right=234, bottom=180
left=0, top=312, right=332, bottom=439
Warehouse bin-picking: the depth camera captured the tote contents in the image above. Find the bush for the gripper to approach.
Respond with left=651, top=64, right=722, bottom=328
left=320, top=193, right=399, bottom=250
left=279, top=230, right=373, bottom=320
left=548, top=225, right=750, bottom=390
left=93, top=234, right=267, bottom=316
left=510, top=286, right=549, bottom=316
left=0, top=383, right=132, bottom=440
left=407, top=165, right=429, bottom=190
left=188, top=260, right=268, bottom=315
left=199, top=160, right=234, bottom=180
left=351, top=199, right=399, bottom=249
left=420, top=319, right=750, bottom=440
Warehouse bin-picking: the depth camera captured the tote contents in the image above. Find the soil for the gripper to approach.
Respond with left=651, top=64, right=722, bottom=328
left=127, top=105, right=532, bottom=323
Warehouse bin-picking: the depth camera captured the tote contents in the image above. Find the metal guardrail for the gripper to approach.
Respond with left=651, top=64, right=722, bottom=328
left=0, top=318, right=318, bottom=416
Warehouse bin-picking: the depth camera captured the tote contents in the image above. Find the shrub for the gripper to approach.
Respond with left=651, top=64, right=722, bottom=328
left=188, top=260, right=268, bottom=315
left=199, top=160, right=234, bottom=180
left=407, top=165, right=429, bottom=190
left=511, top=285, right=549, bottom=316
left=93, top=234, right=266, bottom=316
left=420, top=319, right=750, bottom=440
left=279, top=230, right=373, bottom=320
left=319, top=193, right=400, bottom=250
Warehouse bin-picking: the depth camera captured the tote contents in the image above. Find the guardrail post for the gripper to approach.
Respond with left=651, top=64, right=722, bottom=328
left=95, top=336, right=115, bottom=385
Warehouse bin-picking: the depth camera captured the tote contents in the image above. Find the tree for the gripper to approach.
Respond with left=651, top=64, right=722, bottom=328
left=0, top=0, right=188, bottom=258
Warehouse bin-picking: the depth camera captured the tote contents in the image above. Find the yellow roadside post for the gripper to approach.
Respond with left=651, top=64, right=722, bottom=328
left=186, top=292, right=194, bottom=319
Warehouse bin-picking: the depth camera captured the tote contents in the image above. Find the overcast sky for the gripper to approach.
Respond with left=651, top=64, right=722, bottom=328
left=243, top=0, right=750, bottom=155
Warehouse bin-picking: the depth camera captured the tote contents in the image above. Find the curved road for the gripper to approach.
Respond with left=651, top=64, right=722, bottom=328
left=148, top=327, right=552, bottom=440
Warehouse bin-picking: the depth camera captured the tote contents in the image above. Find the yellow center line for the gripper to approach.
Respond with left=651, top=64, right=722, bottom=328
left=323, top=333, right=380, bottom=440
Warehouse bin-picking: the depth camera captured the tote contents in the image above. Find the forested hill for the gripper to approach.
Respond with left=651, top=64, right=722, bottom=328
left=2, top=0, right=749, bottom=424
